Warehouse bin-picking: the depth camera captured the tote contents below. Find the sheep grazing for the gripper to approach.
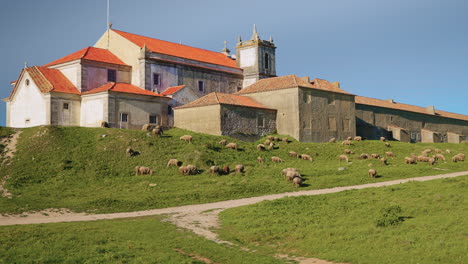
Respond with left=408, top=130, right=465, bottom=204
left=272, top=156, right=284, bottom=163
left=341, top=140, right=352, bottom=146
left=344, top=149, right=353, bottom=154
left=235, top=164, right=245, bottom=173
left=338, top=154, right=349, bottom=163
left=371, top=153, right=380, bottom=159
left=286, top=170, right=301, bottom=181
left=329, top=137, right=336, bottom=143
left=417, top=155, right=430, bottom=162
left=152, top=126, right=163, bottom=137
left=273, top=137, right=280, bottom=142
left=135, top=166, right=153, bottom=176
left=289, top=151, right=299, bottom=158
left=226, top=142, right=238, bottom=150
left=257, top=157, right=265, bottom=163
left=264, top=139, right=271, bottom=145
left=282, top=137, right=290, bottom=143
left=433, top=154, right=445, bottom=161
left=404, top=157, right=417, bottom=164
left=354, top=136, right=362, bottom=141
left=301, top=154, right=313, bottom=161
left=219, top=139, right=228, bottom=145
left=186, top=165, right=197, bottom=175
left=222, top=166, right=230, bottom=174
left=360, top=153, right=370, bottom=159
left=257, top=144, right=266, bottom=151
left=209, top=166, right=220, bottom=174
left=385, top=142, right=391, bottom=148
left=167, top=159, right=179, bottom=167
left=422, top=149, right=432, bottom=154
left=346, top=136, right=353, bottom=141
left=179, top=166, right=189, bottom=175
left=268, top=142, right=275, bottom=150
left=368, top=168, right=377, bottom=178
left=141, top=124, right=152, bottom=131
left=445, top=149, right=451, bottom=154
left=428, top=158, right=436, bottom=165
left=292, top=176, right=303, bottom=187
left=452, top=154, right=465, bottom=163
left=180, top=135, right=193, bottom=143
left=281, top=168, right=298, bottom=176
left=381, top=157, right=388, bottom=165
left=434, top=148, right=442, bottom=154
left=380, top=137, right=386, bottom=141
left=385, top=151, right=395, bottom=157
left=267, top=136, right=275, bottom=141
left=126, top=147, right=139, bottom=157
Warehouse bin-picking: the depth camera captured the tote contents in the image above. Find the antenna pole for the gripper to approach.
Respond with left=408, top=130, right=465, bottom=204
left=107, top=0, right=110, bottom=30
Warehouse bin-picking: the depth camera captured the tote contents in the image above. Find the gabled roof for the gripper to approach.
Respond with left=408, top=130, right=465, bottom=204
left=112, top=29, right=239, bottom=69
left=356, top=96, right=468, bottom=122
left=236, top=74, right=353, bottom=95
left=161, top=85, right=186, bottom=96
left=83, top=82, right=168, bottom=98
left=43, top=47, right=128, bottom=67
left=175, top=92, right=274, bottom=110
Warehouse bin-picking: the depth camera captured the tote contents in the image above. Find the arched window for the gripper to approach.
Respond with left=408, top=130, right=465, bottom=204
left=264, top=53, right=270, bottom=70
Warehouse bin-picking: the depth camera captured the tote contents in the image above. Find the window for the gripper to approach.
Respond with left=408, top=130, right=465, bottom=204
left=237, top=86, right=242, bottom=92
left=257, top=113, right=265, bottom=128
left=198, top=81, right=204, bottom=92
left=149, top=115, right=158, bottom=124
left=264, top=53, right=270, bottom=70
left=119, top=113, right=128, bottom=123
left=411, top=132, right=416, bottom=140
left=416, top=133, right=421, bottom=141
left=328, top=94, right=335, bottom=105
left=63, top=103, right=69, bottom=110
left=153, top=73, right=160, bottom=86
left=26, top=79, right=30, bottom=86
left=328, top=117, right=337, bottom=131
left=343, top=119, right=351, bottom=132
left=168, top=105, right=173, bottom=116
left=107, top=69, right=117, bottom=82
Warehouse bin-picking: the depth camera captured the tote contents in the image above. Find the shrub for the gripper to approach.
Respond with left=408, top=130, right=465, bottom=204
left=376, top=205, right=404, bottom=227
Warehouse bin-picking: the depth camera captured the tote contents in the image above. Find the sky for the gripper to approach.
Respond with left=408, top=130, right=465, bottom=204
left=1, top=0, right=467, bottom=126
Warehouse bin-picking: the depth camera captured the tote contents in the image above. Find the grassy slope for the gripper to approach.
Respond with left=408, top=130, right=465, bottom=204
left=0, top=127, right=15, bottom=154
left=0, top=125, right=467, bottom=214
left=218, top=176, right=468, bottom=264
left=0, top=216, right=285, bottom=264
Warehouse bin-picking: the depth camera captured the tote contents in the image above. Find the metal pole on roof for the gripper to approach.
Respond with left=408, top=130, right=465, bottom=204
left=107, top=0, right=110, bottom=30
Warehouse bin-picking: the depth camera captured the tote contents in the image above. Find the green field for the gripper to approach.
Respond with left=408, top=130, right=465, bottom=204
left=0, top=126, right=467, bottom=214
left=218, top=176, right=468, bottom=264
left=0, top=216, right=285, bottom=264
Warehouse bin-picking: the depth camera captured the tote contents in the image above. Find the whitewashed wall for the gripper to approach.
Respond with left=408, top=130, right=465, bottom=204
left=80, top=93, right=107, bottom=127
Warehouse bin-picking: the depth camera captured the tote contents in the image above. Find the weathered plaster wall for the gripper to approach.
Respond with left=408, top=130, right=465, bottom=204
left=54, top=62, right=81, bottom=89
left=82, top=62, right=131, bottom=92
left=220, top=105, right=276, bottom=140
left=50, top=93, right=80, bottom=126
left=8, top=72, right=49, bottom=127
left=174, top=105, right=221, bottom=136
left=81, top=93, right=107, bottom=127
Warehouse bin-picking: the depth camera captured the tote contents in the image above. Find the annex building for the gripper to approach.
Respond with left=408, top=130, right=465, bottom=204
left=3, top=27, right=468, bottom=143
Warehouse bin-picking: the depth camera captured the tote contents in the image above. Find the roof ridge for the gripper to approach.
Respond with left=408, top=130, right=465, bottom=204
left=34, top=66, right=54, bottom=92
left=81, top=47, right=91, bottom=59
left=213, top=92, right=220, bottom=104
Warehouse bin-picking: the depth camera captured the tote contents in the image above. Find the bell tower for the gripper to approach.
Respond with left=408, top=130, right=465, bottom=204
left=236, top=25, right=276, bottom=88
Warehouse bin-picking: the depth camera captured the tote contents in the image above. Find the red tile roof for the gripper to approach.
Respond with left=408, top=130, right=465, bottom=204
left=161, top=85, right=186, bottom=95
left=236, top=74, right=353, bottom=95
left=176, top=92, right=273, bottom=110
left=356, top=96, right=468, bottom=122
left=83, top=82, right=168, bottom=98
left=112, top=29, right=239, bottom=69
left=43, top=47, right=128, bottom=67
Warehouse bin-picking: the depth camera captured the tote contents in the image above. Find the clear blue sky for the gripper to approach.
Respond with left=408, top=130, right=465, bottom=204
left=1, top=0, right=467, bottom=126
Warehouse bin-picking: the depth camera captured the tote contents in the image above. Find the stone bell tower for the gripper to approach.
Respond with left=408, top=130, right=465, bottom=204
left=236, top=25, right=276, bottom=88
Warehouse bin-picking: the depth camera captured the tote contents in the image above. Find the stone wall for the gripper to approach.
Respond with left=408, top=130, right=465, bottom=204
left=220, top=105, right=276, bottom=141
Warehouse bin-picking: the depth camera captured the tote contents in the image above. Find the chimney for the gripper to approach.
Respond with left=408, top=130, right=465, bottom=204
left=386, top=99, right=394, bottom=104
left=426, top=105, right=435, bottom=115
left=301, top=76, right=310, bottom=82
left=332, top=81, right=340, bottom=88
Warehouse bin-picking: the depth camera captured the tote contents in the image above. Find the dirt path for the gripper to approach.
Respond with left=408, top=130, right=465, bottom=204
left=0, top=130, right=22, bottom=198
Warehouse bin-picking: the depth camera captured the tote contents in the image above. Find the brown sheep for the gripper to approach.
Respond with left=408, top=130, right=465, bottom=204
left=179, top=166, right=189, bottom=175
left=434, top=148, right=442, bottom=154
left=292, top=176, right=303, bottom=187
left=257, top=144, right=266, bottom=151
left=289, top=151, right=299, bottom=158
left=219, top=139, right=228, bottom=145
left=354, top=136, right=362, bottom=141
left=385, top=142, right=391, bottom=148
left=346, top=136, right=353, bottom=141
left=209, top=166, right=220, bottom=174
left=282, top=137, right=290, bottom=143
left=344, top=149, right=353, bottom=154
left=380, top=137, right=386, bottom=141
left=141, top=124, right=152, bottom=131
left=452, top=154, right=465, bottom=162
left=339, top=154, right=349, bottom=162
left=167, top=159, right=179, bottom=167
left=445, top=149, right=451, bottom=154
left=381, top=157, right=388, bottom=165
left=422, top=149, right=432, bottom=154
left=286, top=170, right=301, bottom=181
left=226, top=142, right=238, bottom=150
left=267, top=136, right=275, bottom=141
left=404, top=157, right=417, bottom=164
left=371, top=153, right=380, bottom=159
left=222, top=166, right=230, bottom=174
left=180, top=135, right=193, bottom=143
left=235, top=164, right=245, bottom=173
left=368, top=168, right=377, bottom=178
left=359, top=153, right=370, bottom=159
left=152, top=126, right=163, bottom=137
left=428, top=158, right=436, bottom=165
left=257, top=157, right=265, bottom=163
left=417, top=156, right=430, bottom=162
left=135, top=166, right=153, bottom=176
left=273, top=137, right=280, bottom=142
left=186, top=165, right=197, bottom=175
left=101, top=121, right=109, bottom=128
left=301, top=154, right=313, bottom=161
left=385, top=151, right=395, bottom=157
left=268, top=142, right=275, bottom=150
left=342, top=140, right=352, bottom=146
left=329, top=137, right=336, bottom=143
left=272, top=156, right=283, bottom=163
left=281, top=168, right=298, bottom=177
left=264, top=139, right=271, bottom=145
left=433, top=154, right=445, bottom=161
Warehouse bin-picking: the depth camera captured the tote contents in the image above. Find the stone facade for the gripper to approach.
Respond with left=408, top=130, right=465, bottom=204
left=220, top=105, right=276, bottom=141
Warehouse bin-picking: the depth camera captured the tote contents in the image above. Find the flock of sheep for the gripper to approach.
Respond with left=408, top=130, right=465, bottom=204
left=129, top=126, right=465, bottom=187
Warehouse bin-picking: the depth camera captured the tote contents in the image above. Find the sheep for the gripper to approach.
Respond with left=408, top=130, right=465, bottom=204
left=209, top=166, right=220, bottom=174
left=341, top=140, right=352, bottom=146
left=167, top=158, right=179, bottom=167
left=292, top=176, right=303, bottom=187
left=385, top=142, right=391, bottom=148
left=346, top=136, right=353, bottom=141
left=219, top=139, right=228, bottom=145
left=428, top=158, right=436, bottom=165
left=271, top=156, right=283, bottom=163
left=186, top=165, right=197, bottom=175
left=344, top=149, right=353, bottom=154
left=359, top=153, right=370, bottom=159
left=433, top=154, right=445, bottom=161
left=368, top=168, right=377, bottom=178
left=404, top=157, right=417, bottom=164
left=417, top=155, right=430, bottom=162
left=380, top=137, right=386, bottom=141
left=301, top=154, right=313, bottom=161
left=267, top=136, right=275, bottom=141
left=354, top=136, right=362, bottom=141
left=257, top=144, right=266, bottom=151
left=135, top=166, right=153, bottom=176
left=126, top=147, right=135, bottom=157
left=274, top=137, right=281, bottom=142
left=180, top=135, right=193, bottom=143
left=179, top=166, right=188, bottom=175
left=286, top=170, right=301, bottom=181
left=282, top=137, right=290, bottom=143
left=100, top=121, right=109, bottom=128
left=445, top=149, right=451, bottom=154
left=222, top=166, right=230, bottom=174
left=434, top=148, right=442, bottom=154
left=452, top=154, right=465, bottom=162
left=371, top=153, right=380, bottom=159
left=338, top=154, right=349, bottom=163
left=226, top=142, right=238, bottom=150
left=257, top=157, right=265, bottom=163
left=422, top=149, right=432, bottom=154
left=152, top=126, right=163, bottom=137
left=268, top=142, right=275, bottom=150
left=235, top=164, right=245, bottom=173
left=381, top=157, right=388, bottom=165
left=264, top=139, right=271, bottom=145
left=281, top=168, right=298, bottom=177
left=289, top=151, right=299, bottom=158
left=141, top=124, right=152, bottom=131
left=385, top=151, right=395, bottom=157
left=329, top=137, right=336, bottom=143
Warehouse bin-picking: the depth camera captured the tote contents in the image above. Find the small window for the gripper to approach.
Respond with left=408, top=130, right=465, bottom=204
left=107, top=69, right=117, bottom=82
left=63, top=103, right=69, bottom=110
left=237, top=86, right=242, bottom=92
left=168, top=105, right=173, bottom=116
left=153, top=73, right=160, bottom=86
left=328, top=117, right=337, bottom=131
left=149, top=115, right=158, bottom=124
left=416, top=133, right=421, bottom=141
left=390, top=115, right=393, bottom=121
left=264, top=53, right=270, bottom=70
left=198, top=81, right=204, bottom=92
left=119, top=113, right=128, bottom=123
left=328, top=94, right=335, bottom=105
left=257, top=113, right=265, bottom=128
left=411, top=132, right=416, bottom=140
left=26, top=79, right=30, bottom=86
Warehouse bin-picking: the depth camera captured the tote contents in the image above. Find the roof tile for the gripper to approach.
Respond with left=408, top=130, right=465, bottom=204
left=161, top=85, right=186, bottom=95
left=43, top=47, right=128, bottom=67
left=176, top=92, right=273, bottom=110
left=83, top=82, right=168, bottom=98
